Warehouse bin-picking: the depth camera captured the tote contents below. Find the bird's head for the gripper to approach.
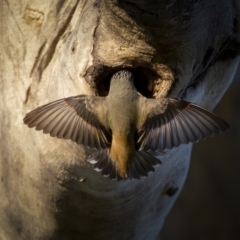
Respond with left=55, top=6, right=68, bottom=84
left=109, top=70, right=135, bottom=93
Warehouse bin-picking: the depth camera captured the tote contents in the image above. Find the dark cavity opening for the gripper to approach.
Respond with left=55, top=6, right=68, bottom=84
left=97, top=66, right=158, bottom=98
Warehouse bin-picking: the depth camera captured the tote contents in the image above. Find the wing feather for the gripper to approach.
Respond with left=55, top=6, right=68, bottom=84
left=23, top=95, right=111, bottom=149
left=137, top=98, right=229, bottom=151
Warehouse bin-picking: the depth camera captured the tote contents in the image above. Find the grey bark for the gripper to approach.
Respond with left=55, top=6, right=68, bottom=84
left=0, top=0, right=239, bottom=240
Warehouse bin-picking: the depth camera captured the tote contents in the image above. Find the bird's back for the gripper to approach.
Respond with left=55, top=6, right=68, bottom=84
left=105, top=83, right=140, bottom=178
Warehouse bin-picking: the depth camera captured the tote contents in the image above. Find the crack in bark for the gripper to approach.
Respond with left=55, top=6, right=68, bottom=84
left=33, top=0, right=80, bottom=82
left=30, top=41, right=46, bottom=78
left=84, top=0, right=102, bottom=93
left=24, top=85, right=31, bottom=104
left=56, top=0, right=66, bottom=14
left=202, top=47, right=214, bottom=67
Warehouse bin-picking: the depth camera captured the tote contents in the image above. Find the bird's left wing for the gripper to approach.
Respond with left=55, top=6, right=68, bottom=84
left=137, top=98, right=230, bottom=151
left=23, top=95, right=111, bottom=149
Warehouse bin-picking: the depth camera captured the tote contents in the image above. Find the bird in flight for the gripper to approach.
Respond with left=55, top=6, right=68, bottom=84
left=23, top=70, right=229, bottom=180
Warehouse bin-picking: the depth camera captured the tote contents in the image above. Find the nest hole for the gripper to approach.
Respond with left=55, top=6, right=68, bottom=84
left=97, top=67, right=158, bottom=98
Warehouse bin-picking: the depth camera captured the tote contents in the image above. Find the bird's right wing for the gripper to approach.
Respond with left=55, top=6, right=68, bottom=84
left=137, top=98, right=230, bottom=151
left=23, top=95, right=111, bottom=149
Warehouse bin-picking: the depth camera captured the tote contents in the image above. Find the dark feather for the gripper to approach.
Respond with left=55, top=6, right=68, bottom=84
left=87, top=150, right=161, bottom=181
left=126, top=151, right=161, bottom=179
left=137, top=98, right=230, bottom=151
left=87, top=150, right=118, bottom=180
left=23, top=95, right=111, bottom=149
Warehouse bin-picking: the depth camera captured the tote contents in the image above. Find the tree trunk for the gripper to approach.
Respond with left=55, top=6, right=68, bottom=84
left=1, top=0, right=239, bottom=239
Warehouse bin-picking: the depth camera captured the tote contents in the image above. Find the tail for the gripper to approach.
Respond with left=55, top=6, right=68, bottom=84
left=87, top=150, right=162, bottom=181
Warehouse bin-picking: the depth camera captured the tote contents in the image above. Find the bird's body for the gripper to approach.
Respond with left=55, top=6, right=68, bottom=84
left=23, top=70, right=230, bottom=180
left=104, top=75, right=139, bottom=178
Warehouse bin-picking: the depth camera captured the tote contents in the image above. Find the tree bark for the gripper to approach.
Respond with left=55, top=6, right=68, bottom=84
left=0, top=0, right=239, bottom=240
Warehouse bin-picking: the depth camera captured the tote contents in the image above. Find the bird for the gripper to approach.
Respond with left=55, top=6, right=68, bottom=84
left=23, top=70, right=230, bottom=180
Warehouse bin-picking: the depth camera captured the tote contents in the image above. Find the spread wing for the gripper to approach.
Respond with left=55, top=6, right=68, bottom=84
left=137, top=98, right=230, bottom=151
left=23, top=95, right=111, bottom=149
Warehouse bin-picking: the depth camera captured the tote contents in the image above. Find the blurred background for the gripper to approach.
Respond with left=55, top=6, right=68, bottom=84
left=161, top=63, right=240, bottom=240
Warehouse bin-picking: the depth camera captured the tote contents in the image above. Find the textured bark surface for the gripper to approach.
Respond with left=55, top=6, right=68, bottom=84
left=0, top=0, right=239, bottom=240
left=162, top=78, right=240, bottom=239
